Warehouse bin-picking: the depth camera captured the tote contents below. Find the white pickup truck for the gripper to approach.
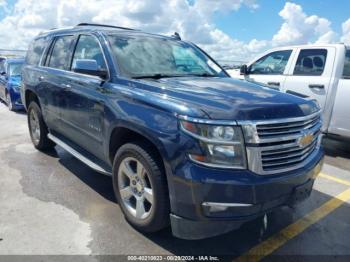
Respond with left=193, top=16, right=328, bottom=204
left=228, top=44, right=350, bottom=139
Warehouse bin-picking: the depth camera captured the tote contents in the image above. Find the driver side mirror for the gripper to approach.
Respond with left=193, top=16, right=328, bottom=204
left=1, top=71, right=6, bottom=76
left=240, top=64, right=248, bottom=75
left=73, top=59, right=108, bottom=79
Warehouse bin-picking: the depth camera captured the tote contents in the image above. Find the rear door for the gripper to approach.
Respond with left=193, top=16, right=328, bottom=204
left=40, top=34, right=76, bottom=132
left=282, top=47, right=336, bottom=109
left=22, top=36, right=49, bottom=109
left=244, top=48, right=295, bottom=89
left=328, top=48, right=350, bottom=137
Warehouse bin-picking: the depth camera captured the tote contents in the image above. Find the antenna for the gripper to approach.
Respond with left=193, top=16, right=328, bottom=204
left=172, top=32, right=181, bottom=40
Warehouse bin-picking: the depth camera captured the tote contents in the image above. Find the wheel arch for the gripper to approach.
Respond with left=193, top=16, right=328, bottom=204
left=108, top=126, right=166, bottom=169
left=25, top=89, right=40, bottom=109
left=108, top=124, right=176, bottom=217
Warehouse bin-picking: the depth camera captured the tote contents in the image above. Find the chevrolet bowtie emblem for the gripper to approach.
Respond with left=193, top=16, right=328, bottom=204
left=298, top=132, right=314, bottom=147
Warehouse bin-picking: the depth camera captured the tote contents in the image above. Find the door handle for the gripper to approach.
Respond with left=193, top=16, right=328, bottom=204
left=267, top=82, right=280, bottom=86
left=61, top=83, right=71, bottom=90
left=309, top=84, right=324, bottom=89
left=38, top=76, right=44, bottom=81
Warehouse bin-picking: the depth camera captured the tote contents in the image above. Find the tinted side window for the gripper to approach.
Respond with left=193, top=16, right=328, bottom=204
left=26, top=37, right=47, bottom=65
left=293, top=49, right=327, bottom=76
left=249, top=50, right=292, bottom=75
left=342, top=49, right=350, bottom=78
left=72, top=35, right=106, bottom=70
left=47, top=35, right=74, bottom=70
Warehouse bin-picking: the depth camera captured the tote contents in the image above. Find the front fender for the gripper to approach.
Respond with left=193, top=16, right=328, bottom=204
left=104, top=98, right=188, bottom=213
left=106, top=109, right=179, bottom=163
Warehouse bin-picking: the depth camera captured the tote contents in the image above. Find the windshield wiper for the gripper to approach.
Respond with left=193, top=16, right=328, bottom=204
left=132, top=74, right=181, bottom=79
left=189, top=73, right=217, bottom=77
left=132, top=72, right=217, bottom=79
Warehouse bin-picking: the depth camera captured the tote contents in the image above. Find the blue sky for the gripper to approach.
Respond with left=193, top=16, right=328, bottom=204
left=0, top=0, right=349, bottom=61
left=213, top=0, right=350, bottom=42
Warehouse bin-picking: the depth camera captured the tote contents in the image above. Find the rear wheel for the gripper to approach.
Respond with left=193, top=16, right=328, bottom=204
left=27, top=101, right=55, bottom=150
left=112, top=142, right=169, bottom=233
left=6, top=92, right=14, bottom=111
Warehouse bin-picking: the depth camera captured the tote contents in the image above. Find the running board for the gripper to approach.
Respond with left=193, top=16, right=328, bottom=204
left=48, top=133, right=112, bottom=176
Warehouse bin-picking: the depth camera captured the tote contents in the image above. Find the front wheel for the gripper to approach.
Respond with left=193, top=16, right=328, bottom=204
left=6, top=92, right=14, bottom=111
left=27, top=101, right=55, bottom=150
left=112, top=142, right=170, bottom=233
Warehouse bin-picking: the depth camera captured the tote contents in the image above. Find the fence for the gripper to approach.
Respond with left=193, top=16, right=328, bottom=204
left=0, top=49, right=27, bottom=58
left=216, top=60, right=247, bottom=69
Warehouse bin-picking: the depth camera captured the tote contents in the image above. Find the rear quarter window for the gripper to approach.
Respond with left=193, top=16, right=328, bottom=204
left=26, top=37, right=47, bottom=65
left=342, top=49, right=350, bottom=78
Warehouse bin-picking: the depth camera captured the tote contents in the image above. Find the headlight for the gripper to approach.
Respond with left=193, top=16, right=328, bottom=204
left=180, top=119, right=246, bottom=168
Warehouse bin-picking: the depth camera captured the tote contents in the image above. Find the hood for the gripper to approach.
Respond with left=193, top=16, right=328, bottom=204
left=132, top=77, right=319, bottom=121
left=8, top=75, right=21, bottom=86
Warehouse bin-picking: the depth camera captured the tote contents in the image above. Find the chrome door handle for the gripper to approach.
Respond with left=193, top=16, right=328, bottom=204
left=61, top=83, right=71, bottom=90
left=309, top=84, right=324, bottom=89
left=38, top=76, right=44, bottom=81
left=267, top=82, right=280, bottom=86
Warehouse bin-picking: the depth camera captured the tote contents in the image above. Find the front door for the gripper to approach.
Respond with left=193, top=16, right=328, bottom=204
left=244, top=49, right=294, bottom=90
left=60, top=34, right=109, bottom=159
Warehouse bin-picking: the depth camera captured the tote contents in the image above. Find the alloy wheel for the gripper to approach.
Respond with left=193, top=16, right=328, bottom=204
left=29, top=109, right=40, bottom=144
left=118, top=157, right=154, bottom=220
left=6, top=93, right=13, bottom=111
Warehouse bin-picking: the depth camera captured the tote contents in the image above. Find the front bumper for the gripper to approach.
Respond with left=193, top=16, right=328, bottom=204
left=169, top=148, right=324, bottom=239
left=9, top=89, right=24, bottom=109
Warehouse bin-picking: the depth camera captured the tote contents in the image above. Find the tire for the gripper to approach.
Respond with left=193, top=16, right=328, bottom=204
left=27, top=101, right=55, bottom=150
left=6, top=92, right=14, bottom=111
left=112, top=142, right=170, bottom=233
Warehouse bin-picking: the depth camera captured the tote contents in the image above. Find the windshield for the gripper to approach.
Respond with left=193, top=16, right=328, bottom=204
left=8, top=63, right=23, bottom=76
left=108, top=35, right=225, bottom=78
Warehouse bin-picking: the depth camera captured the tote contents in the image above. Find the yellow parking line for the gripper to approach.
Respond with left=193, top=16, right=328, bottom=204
left=319, top=173, right=350, bottom=187
left=236, top=188, right=350, bottom=262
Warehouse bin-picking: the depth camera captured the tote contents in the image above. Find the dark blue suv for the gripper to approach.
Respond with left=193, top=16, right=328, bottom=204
left=0, top=57, right=24, bottom=111
left=21, top=23, right=324, bottom=239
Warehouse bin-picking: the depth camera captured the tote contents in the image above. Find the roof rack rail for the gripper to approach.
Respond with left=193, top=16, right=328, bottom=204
left=76, top=23, right=136, bottom=31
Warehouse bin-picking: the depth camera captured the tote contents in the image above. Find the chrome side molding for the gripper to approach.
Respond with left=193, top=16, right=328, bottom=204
left=202, top=202, right=253, bottom=208
left=48, top=133, right=112, bottom=176
left=202, top=201, right=253, bottom=214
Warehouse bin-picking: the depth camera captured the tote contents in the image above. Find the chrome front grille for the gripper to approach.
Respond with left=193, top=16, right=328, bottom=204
left=256, top=113, right=320, bottom=138
left=260, top=131, right=319, bottom=172
left=239, top=111, right=322, bottom=175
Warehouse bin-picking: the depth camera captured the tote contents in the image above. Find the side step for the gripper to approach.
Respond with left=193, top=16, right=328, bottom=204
left=48, top=133, right=112, bottom=176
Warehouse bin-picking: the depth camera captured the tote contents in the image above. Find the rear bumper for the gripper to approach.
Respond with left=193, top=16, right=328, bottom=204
left=169, top=149, right=324, bottom=239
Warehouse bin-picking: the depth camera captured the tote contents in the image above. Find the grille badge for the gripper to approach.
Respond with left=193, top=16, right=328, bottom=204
left=297, top=131, right=314, bottom=148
